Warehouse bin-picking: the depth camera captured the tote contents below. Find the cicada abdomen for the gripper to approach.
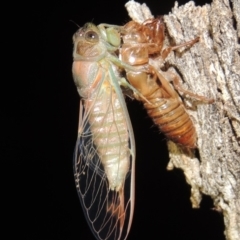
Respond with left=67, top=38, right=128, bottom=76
left=72, top=23, right=135, bottom=240
left=120, top=18, right=213, bottom=148
left=125, top=67, right=197, bottom=148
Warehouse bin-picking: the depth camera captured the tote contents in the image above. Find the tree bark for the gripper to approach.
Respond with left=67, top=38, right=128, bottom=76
left=125, top=1, right=240, bottom=240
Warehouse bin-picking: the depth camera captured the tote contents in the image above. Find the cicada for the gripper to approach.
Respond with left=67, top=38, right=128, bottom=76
left=120, top=18, right=214, bottom=148
left=72, top=22, right=137, bottom=240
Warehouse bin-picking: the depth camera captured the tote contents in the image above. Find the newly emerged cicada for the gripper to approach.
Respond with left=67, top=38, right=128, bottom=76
left=120, top=18, right=214, bottom=148
left=72, top=23, right=137, bottom=240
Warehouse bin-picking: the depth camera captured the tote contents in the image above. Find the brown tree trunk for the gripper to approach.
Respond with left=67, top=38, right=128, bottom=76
left=125, top=1, right=240, bottom=240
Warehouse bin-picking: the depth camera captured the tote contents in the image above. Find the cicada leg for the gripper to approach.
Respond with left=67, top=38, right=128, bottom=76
left=162, top=37, right=200, bottom=60
left=161, top=69, right=214, bottom=103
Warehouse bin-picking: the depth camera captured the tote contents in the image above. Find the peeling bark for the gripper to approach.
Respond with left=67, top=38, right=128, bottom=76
left=125, top=1, right=240, bottom=240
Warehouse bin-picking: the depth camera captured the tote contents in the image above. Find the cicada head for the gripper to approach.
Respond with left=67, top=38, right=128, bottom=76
left=73, top=23, right=121, bottom=62
left=72, top=22, right=122, bottom=98
left=73, top=23, right=107, bottom=61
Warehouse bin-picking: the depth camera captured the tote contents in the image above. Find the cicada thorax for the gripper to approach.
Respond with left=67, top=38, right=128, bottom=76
left=121, top=18, right=165, bottom=65
left=72, top=22, right=135, bottom=240
left=122, top=17, right=165, bottom=50
left=120, top=18, right=200, bottom=148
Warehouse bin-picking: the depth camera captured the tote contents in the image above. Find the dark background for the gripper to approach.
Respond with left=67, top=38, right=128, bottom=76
left=4, top=0, right=225, bottom=239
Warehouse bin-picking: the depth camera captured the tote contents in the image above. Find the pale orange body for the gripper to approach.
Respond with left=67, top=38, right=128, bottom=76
left=72, top=23, right=135, bottom=240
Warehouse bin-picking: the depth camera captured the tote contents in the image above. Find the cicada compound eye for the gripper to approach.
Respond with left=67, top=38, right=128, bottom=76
left=85, top=30, right=99, bottom=43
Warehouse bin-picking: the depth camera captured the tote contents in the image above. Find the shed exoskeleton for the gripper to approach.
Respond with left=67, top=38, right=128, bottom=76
left=120, top=18, right=214, bottom=148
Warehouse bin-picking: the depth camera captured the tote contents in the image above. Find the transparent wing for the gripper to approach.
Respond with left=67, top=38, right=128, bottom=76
left=73, top=100, right=134, bottom=240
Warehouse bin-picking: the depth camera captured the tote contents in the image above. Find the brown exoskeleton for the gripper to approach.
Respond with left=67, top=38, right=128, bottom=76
left=120, top=18, right=214, bottom=148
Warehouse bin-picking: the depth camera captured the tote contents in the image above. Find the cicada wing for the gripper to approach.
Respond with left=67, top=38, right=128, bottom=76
left=73, top=100, right=133, bottom=240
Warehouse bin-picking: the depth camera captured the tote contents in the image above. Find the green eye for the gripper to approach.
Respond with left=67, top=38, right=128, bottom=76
left=85, top=30, right=99, bottom=42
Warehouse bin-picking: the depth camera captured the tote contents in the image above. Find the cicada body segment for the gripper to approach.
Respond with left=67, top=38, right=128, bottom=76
left=125, top=67, right=197, bottom=148
left=72, top=23, right=135, bottom=240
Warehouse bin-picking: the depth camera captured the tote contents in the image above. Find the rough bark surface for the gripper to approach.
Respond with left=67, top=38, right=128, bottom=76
left=125, top=1, right=240, bottom=240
